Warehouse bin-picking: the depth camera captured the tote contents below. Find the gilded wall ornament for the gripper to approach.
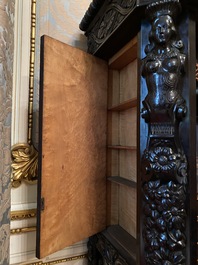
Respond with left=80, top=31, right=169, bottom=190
left=11, top=0, right=38, bottom=187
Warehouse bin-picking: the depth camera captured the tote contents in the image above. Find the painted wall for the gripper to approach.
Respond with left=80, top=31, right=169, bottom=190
left=0, top=0, right=15, bottom=264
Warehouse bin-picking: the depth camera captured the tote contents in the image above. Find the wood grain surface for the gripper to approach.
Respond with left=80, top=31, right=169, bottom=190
left=37, top=36, right=108, bottom=258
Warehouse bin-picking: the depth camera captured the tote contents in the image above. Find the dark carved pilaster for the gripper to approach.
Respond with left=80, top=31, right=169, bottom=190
left=141, top=0, right=188, bottom=264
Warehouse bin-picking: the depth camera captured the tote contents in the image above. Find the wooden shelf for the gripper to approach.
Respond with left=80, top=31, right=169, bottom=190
left=108, top=98, right=137, bottom=112
left=102, top=225, right=137, bottom=265
left=107, top=176, right=136, bottom=188
left=108, top=145, right=136, bottom=150
left=108, top=37, right=137, bottom=70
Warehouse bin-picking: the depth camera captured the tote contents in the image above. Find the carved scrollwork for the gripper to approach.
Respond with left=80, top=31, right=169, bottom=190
left=141, top=0, right=188, bottom=264
left=11, top=143, right=38, bottom=187
left=87, top=234, right=129, bottom=265
left=96, top=234, right=128, bottom=265
left=83, top=0, right=136, bottom=54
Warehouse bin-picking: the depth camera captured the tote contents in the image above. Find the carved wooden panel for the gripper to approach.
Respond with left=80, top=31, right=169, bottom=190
left=139, top=1, right=197, bottom=264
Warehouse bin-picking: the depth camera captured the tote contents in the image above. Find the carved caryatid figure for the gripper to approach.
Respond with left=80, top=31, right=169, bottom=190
left=142, top=0, right=187, bottom=184
left=141, top=1, right=188, bottom=264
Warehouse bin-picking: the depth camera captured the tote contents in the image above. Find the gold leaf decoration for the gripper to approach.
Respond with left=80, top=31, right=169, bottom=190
left=11, top=143, right=38, bottom=187
left=11, top=209, right=37, bottom=220
left=21, top=254, right=87, bottom=265
left=10, top=226, right=36, bottom=234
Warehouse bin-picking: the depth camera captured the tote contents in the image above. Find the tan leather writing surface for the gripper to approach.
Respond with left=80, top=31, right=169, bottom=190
left=37, top=36, right=107, bottom=258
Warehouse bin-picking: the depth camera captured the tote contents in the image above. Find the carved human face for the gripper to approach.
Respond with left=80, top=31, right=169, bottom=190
left=152, top=15, right=175, bottom=45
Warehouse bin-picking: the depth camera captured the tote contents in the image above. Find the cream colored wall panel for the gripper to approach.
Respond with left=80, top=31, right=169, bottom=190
left=10, top=237, right=88, bottom=265
left=11, top=184, right=37, bottom=209
left=10, top=218, right=36, bottom=230
left=12, top=0, right=31, bottom=145
left=10, top=232, right=36, bottom=263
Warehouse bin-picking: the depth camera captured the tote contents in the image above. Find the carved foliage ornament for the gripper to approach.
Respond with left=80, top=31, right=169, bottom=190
left=141, top=0, right=188, bottom=264
left=11, top=143, right=38, bottom=187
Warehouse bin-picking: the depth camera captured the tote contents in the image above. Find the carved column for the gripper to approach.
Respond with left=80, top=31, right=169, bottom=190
left=0, top=0, right=15, bottom=264
left=139, top=0, right=197, bottom=264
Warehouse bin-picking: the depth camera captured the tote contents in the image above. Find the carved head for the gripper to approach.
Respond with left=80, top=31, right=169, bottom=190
left=152, top=15, right=176, bottom=44
left=145, top=0, right=183, bottom=52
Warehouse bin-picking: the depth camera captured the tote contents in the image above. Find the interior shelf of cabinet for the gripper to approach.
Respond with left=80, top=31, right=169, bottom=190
left=102, top=225, right=136, bottom=265
left=108, top=37, right=137, bottom=70
left=108, top=145, right=136, bottom=150
left=108, top=98, right=137, bottom=112
left=107, top=176, right=136, bottom=188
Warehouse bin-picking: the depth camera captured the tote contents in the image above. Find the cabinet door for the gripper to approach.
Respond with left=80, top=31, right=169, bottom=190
left=37, top=36, right=108, bottom=259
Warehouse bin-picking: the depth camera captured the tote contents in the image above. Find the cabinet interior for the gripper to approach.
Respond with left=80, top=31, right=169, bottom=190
left=106, top=37, right=138, bottom=241
left=37, top=35, right=138, bottom=260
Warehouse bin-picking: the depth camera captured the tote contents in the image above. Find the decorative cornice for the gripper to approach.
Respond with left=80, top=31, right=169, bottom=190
left=11, top=0, right=38, bottom=188
left=21, top=255, right=87, bottom=265
left=82, top=0, right=137, bottom=55
left=79, top=0, right=105, bottom=31
left=11, top=209, right=37, bottom=220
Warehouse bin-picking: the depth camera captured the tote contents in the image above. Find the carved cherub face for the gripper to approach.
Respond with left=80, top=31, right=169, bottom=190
left=152, top=15, right=175, bottom=45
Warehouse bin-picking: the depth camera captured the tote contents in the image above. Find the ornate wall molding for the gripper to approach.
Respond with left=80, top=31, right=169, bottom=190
left=11, top=226, right=36, bottom=235
left=22, top=255, right=87, bottom=265
left=11, top=209, right=37, bottom=220
left=11, top=0, right=38, bottom=188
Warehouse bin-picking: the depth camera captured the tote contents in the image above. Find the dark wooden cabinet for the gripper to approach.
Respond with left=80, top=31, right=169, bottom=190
left=36, top=0, right=198, bottom=264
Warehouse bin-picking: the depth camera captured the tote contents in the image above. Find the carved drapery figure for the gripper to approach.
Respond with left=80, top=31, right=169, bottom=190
left=141, top=0, right=187, bottom=264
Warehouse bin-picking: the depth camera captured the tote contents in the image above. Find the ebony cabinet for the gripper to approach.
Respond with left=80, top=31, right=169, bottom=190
left=36, top=0, right=198, bottom=264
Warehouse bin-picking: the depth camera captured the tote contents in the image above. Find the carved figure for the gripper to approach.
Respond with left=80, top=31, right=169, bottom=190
left=142, top=0, right=187, bottom=184
left=142, top=2, right=186, bottom=122
left=141, top=1, right=187, bottom=264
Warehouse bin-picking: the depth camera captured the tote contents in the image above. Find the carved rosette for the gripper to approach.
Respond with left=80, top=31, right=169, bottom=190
left=83, top=0, right=136, bottom=54
left=141, top=0, right=188, bottom=264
